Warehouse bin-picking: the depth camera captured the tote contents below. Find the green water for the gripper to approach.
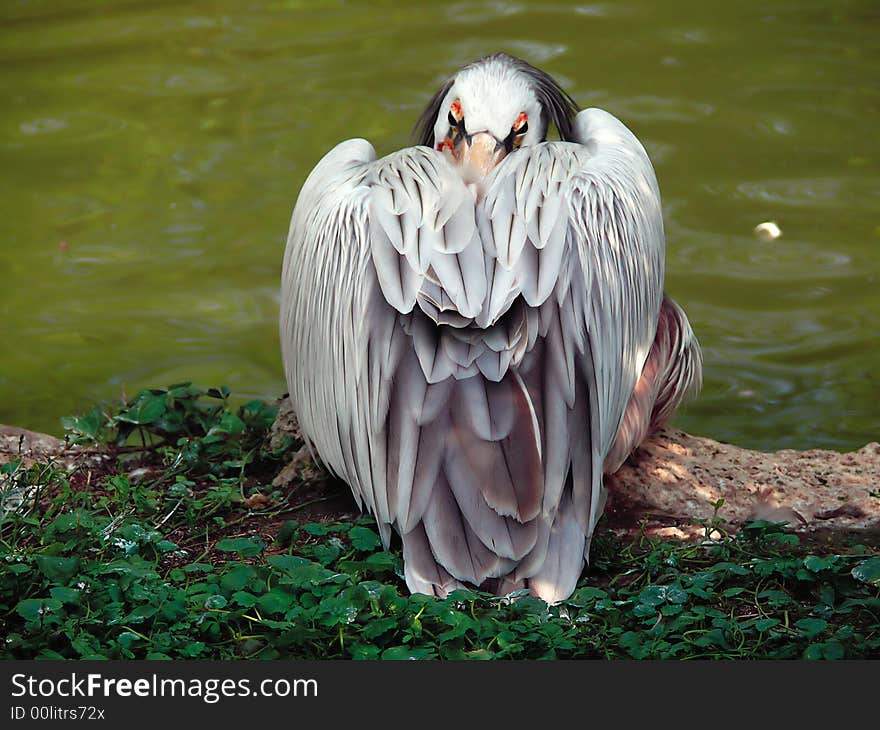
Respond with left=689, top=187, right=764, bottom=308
left=1, top=0, right=878, bottom=451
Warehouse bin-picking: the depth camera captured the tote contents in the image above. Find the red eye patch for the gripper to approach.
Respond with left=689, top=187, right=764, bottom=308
left=514, top=112, right=528, bottom=131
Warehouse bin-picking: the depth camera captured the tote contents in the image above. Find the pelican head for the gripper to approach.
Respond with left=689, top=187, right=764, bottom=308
left=414, top=53, right=578, bottom=183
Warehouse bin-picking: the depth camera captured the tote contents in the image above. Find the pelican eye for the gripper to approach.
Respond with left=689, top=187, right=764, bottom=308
left=503, top=112, right=530, bottom=152
left=446, top=103, right=466, bottom=143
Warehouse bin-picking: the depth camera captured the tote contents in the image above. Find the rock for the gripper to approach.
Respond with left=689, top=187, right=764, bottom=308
left=269, top=394, right=301, bottom=452
left=0, top=426, right=68, bottom=518
left=605, top=429, right=880, bottom=539
left=0, top=425, right=65, bottom=466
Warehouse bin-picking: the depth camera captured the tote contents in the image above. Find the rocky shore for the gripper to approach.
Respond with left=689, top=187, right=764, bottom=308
left=3, top=414, right=878, bottom=541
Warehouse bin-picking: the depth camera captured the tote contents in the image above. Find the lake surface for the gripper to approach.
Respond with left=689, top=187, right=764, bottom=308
left=1, top=0, right=878, bottom=451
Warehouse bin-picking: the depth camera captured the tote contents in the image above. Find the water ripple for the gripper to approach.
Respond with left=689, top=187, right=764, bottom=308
left=596, top=95, right=715, bottom=123
left=2, top=110, right=128, bottom=149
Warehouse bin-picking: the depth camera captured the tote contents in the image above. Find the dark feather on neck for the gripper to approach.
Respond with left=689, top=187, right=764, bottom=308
left=412, top=78, right=454, bottom=147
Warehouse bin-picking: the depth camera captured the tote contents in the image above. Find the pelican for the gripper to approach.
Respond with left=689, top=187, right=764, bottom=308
left=280, top=53, right=702, bottom=603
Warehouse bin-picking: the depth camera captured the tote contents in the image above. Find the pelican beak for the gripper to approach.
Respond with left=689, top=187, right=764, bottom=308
left=460, top=132, right=506, bottom=180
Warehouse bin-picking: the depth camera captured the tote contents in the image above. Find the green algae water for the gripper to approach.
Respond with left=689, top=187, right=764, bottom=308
left=1, top=0, right=878, bottom=451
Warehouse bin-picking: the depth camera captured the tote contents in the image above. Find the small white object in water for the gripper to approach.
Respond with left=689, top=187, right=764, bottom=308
left=754, top=221, right=782, bottom=241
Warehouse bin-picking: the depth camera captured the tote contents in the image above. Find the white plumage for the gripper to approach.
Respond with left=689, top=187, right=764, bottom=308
left=280, top=54, right=701, bottom=603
